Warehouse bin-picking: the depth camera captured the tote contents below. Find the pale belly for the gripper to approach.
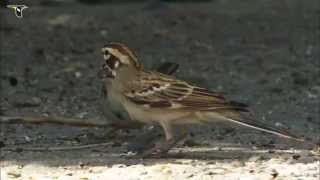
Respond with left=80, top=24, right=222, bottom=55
left=122, top=100, right=197, bottom=125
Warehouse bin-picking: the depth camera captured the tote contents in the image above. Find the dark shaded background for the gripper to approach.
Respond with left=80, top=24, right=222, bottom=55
left=0, top=0, right=319, bottom=164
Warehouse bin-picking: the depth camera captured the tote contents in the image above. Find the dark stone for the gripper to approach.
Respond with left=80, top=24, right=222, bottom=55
left=183, top=139, right=201, bottom=147
left=291, top=72, right=309, bottom=86
left=292, top=154, right=301, bottom=160
left=9, top=76, right=18, bottom=86
left=0, top=141, right=5, bottom=148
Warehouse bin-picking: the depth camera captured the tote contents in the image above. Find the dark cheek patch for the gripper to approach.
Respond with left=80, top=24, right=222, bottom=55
left=106, top=57, right=115, bottom=69
left=105, top=55, right=119, bottom=70
left=100, top=54, right=120, bottom=79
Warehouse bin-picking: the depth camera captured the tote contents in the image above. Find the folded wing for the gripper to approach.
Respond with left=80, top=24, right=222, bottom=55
left=125, top=71, right=248, bottom=112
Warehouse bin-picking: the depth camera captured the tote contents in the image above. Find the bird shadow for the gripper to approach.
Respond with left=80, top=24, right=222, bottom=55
left=2, top=142, right=318, bottom=168
left=1, top=124, right=318, bottom=168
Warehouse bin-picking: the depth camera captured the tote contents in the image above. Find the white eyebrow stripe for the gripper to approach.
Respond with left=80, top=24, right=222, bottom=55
left=105, top=48, right=124, bottom=59
left=105, top=47, right=130, bottom=65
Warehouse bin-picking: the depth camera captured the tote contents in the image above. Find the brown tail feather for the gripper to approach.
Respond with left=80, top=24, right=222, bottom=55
left=206, top=110, right=304, bottom=142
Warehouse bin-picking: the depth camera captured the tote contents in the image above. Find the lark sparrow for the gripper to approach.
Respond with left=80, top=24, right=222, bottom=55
left=99, top=61, right=179, bottom=130
left=99, top=42, right=304, bottom=157
left=99, top=60, right=179, bottom=152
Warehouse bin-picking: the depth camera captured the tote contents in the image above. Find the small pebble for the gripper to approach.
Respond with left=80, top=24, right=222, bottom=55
left=112, top=164, right=127, bottom=168
left=75, top=71, right=82, bottom=78
left=13, top=96, right=41, bottom=107
left=9, top=76, right=18, bottom=86
left=292, top=154, right=301, bottom=160
left=206, top=171, right=216, bottom=175
left=77, top=111, right=88, bottom=119
left=275, top=122, right=283, bottom=127
left=24, top=136, right=31, bottom=142
left=79, top=162, right=86, bottom=168
left=187, top=174, right=194, bottom=178
left=79, top=178, right=89, bottom=180
left=0, top=141, right=5, bottom=148
left=249, top=156, right=262, bottom=162
left=231, top=160, right=245, bottom=167
left=31, top=97, right=42, bottom=105
left=100, top=30, right=108, bottom=37
left=7, top=171, right=21, bottom=178
left=271, top=169, right=279, bottom=178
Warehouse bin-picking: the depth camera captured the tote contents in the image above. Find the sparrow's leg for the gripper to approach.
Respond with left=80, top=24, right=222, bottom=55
left=125, top=62, right=179, bottom=151
left=137, top=123, right=188, bottom=158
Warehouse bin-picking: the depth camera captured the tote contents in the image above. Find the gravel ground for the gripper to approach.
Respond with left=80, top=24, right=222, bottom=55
left=1, top=0, right=319, bottom=179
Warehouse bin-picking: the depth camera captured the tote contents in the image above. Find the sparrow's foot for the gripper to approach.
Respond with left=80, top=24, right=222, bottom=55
left=135, top=131, right=188, bottom=159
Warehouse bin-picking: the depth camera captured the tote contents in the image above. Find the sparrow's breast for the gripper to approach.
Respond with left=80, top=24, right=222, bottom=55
left=106, top=87, right=131, bottom=120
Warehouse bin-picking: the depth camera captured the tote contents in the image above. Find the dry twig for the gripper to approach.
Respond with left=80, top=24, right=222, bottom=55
left=0, top=115, right=144, bottom=129
left=0, top=115, right=109, bottom=127
left=1, top=142, right=114, bottom=152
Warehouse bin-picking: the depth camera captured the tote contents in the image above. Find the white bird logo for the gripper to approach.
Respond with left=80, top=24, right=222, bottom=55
left=7, top=5, right=28, bottom=18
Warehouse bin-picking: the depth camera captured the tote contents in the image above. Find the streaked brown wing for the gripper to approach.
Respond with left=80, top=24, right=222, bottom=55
left=125, top=72, right=248, bottom=112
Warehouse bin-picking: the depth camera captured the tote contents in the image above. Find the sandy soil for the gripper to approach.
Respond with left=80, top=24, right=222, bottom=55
left=1, top=0, right=319, bottom=179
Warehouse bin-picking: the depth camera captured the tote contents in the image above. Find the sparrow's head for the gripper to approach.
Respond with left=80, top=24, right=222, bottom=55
left=100, top=42, right=142, bottom=79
